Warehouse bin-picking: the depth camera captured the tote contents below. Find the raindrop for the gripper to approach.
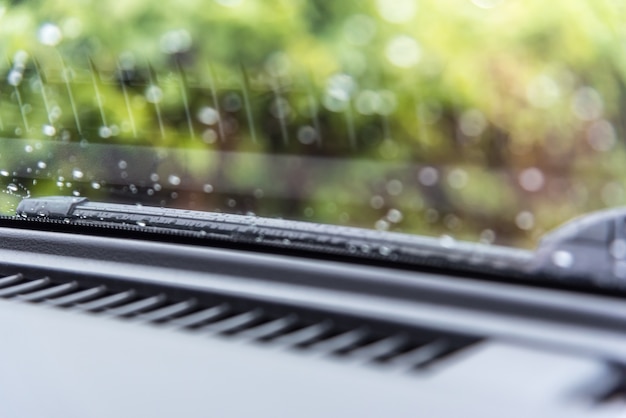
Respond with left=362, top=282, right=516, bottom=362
left=270, top=97, right=291, bottom=119
left=448, top=169, right=468, bottom=189
left=136, top=221, right=147, bottom=227
left=203, top=184, right=214, bottom=193
left=159, top=29, right=192, bottom=54
left=7, top=71, right=23, bottom=86
left=386, top=35, right=421, bottom=68
left=439, top=235, right=456, bottom=249
left=24, top=145, right=33, bottom=153
left=91, top=181, right=101, bottom=190
left=202, top=129, right=218, bottom=144
left=552, top=250, right=574, bottom=269
left=197, top=107, right=219, bottom=125
left=376, top=0, right=418, bottom=23
left=480, top=229, right=496, bottom=244
left=386, top=179, right=403, bottom=196
left=375, top=219, right=390, bottom=231
left=0, top=170, right=9, bottom=177
left=37, top=161, right=47, bottom=169
left=386, top=209, right=403, bottom=223
left=519, top=167, right=544, bottom=192
left=72, top=190, right=81, bottom=197
left=297, top=126, right=317, bottom=145
left=459, top=109, right=487, bottom=137
left=515, top=211, right=534, bottom=230
left=370, top=195, right=385, bottom=209
left=168, top=175, right=181, bottom=186
left=145, top=85, right=163, bottom=104
left=418, top=166, right=439, bottom=186
left=99, top=126, right=112, bottom=138
left=72, top=169, right=84, bottom=180
left=37, top=23, right=63, bottom=46
left=150, top=173, right=159, bottom=182
left=326, top=73, right=356, bottom=103
left=379, top=245, right=392, bottom=256
left=118, top=160, right=128, bottom=170
left=6, top=184, right=18, bottom=193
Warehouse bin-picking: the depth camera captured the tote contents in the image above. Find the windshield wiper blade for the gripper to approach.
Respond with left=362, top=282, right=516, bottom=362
left=15, top=196, right=626, bottom=292
left=11, top=196, right=534, bottom=280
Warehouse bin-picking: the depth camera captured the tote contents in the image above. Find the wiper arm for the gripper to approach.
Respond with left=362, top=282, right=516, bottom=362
left=11, top=196, right=625, bottom=291
left=12, top=196, right=532, bottom=278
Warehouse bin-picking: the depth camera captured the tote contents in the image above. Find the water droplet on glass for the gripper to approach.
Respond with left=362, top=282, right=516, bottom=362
left=168, top=175, right=181, bottom=186
left=376, top=0, right=417, bottom=23
left=203, top=184, right=214, bottom=193
left=519, top=167, right=544, bottom=192
left=24, top=145, right=33, bottom=153
left=42, top=124, right=56, bottom=137
left=136, top=221, right=147, bottom=227
left=370, top=195, right=385, bottom=210
left=480, top=229, right=496, bottom=244
left=91, top=181, right=101, bottom=190
left=99, top=126, right=112, bottom=138
left=6, top=183, right=18, bottom=193
left=459, top=109, right=487, bottom=137
left=386, top=208, right=403, bottom=223
left=159, top=29, right=192, bottom=54
left=418, top=166, right=439, bottom=186
left=439, top=235, right=456, bottom=249
left=552, top=250, right=574, bottom=269
left=297, top=126, right=317, bottom=145
left=197, top=107, right=219, bottom=125
left=72, top=169, right=84, bottom=180
left=0, top=170, right=9, bottom=177
left=375, top=219, right=390, bottom=231
left=37, top=23, right=63, bottom=46
left=270, top=97, right=291, bottom=119
left=515, top=211, right=535, bottom=230
left=7, top=71, right=23, bottom=86
left=37, top=161, right=47, bottom=169
left=386, top=35, right=421, bottom=68
left=386, top=179, right=403, bottom=196
left=202, top=129, right=218, bottom=144
left=448, top=169, right=468, bottom=189
left=379, top=245, right=392, bottom=256
left=145, top=85, right=163, bottom=104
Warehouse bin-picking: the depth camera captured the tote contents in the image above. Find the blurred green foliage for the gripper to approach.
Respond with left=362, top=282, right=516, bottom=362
left=0, top=0, right=625, bottom=248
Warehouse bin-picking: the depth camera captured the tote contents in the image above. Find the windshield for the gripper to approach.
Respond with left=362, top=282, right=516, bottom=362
left=0, top=0, right=622, bottom=249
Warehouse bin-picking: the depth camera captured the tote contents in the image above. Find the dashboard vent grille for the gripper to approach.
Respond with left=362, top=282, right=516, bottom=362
left=0, top=272, right=481, bottom=372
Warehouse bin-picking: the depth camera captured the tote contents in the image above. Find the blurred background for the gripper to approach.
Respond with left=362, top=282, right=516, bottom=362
left=0, top=0, right=625, bottom=248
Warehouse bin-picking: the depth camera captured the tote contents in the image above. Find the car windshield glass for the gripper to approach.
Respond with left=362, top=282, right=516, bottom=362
left=0, top=0, right=622, bottom=250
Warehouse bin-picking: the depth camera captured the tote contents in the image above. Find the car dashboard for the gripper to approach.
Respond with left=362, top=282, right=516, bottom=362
left=0, top=225, right=624, bottom=417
